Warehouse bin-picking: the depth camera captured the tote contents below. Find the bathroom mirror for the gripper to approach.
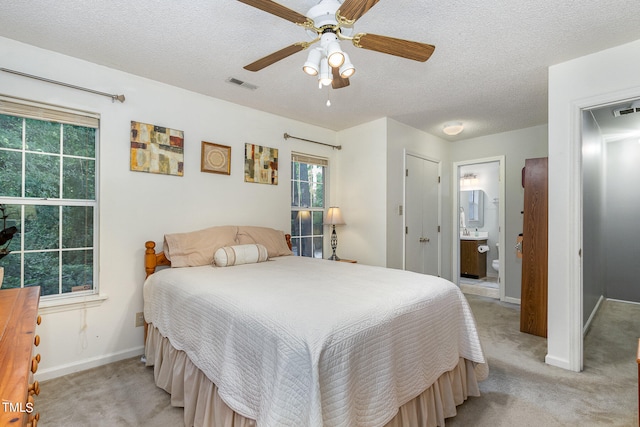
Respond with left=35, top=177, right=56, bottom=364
left=461, top=190, right=484, bottom=228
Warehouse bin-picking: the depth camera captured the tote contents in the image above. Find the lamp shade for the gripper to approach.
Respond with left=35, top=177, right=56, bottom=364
left=325, top=207, right=345, bottom=225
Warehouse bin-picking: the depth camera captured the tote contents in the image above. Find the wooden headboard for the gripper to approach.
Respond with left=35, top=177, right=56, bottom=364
left=144, top=234, right=293, bottom=278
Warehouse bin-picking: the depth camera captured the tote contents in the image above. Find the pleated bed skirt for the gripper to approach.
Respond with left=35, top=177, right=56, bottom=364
left=145, top=324, right=480, bottom=427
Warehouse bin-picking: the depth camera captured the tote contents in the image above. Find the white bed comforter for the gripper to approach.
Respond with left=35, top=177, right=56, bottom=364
left=143, top=256, right=487, bottom=427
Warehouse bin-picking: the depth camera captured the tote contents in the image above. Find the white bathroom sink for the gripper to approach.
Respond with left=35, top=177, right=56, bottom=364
left=460, top=231, right=488, bottom=240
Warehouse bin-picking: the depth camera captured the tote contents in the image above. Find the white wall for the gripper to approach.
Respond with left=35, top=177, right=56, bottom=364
left=548, top=38, right=640, bottom=371
left=450, top=125, right=548, bottom=301
left=386, top=119, right=451, bottom=275
left=0, top=36, right=339, bottom=380
left=581, top=110, right=605, bottom=327
left=604, top=137, right=640, bottom=302
left=335, top=118, right=451, bottom=273
left=335, top=119, right=388, bottom=267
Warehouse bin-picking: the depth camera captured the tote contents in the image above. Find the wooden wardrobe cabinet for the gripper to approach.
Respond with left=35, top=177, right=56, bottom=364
left=0, top=287, right=42, bottom=426
left=520, top=157, right=548, bottom=338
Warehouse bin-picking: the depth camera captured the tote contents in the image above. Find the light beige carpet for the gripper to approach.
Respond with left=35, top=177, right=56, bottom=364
left=37, top=294, right=640, bottom=426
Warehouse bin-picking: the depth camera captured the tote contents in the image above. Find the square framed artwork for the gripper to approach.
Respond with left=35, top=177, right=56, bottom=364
left=201, top=141, right=231, bottom=175
left=244, top=143, right=278, bottom=185
left=130, top=121, right=184, bottom=176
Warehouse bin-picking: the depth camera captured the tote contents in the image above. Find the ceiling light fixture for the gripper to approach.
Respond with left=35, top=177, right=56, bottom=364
left=302, top=48, right=322, bottom=76
left=242, top=0, right=436, bottom=96
left=318, top=58, right=332, bottom=87
left=305, top=30, right=354, bottom=90
left=327, top=47, right=345, bottom=68
left=460, top=173, right=478, bottom=189
left=339, top=52, right=355, bottom=78
left=443, top=122, right=464, bottom=136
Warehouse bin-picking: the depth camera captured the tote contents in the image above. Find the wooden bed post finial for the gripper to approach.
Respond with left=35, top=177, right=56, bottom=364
left=145, top=240, right=171, bottom=278
left=145, top=241, right=157, bottom=278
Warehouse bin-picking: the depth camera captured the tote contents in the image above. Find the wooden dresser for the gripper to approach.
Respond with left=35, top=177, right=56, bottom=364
left=0, top=287, right=42, bottom=426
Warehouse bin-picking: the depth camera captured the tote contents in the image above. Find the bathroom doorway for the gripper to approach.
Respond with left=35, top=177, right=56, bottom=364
left=453, top=157, right=505, bottom=301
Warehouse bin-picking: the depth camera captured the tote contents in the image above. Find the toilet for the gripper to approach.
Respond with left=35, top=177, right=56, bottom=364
left=491, top=242, right=500, bottom=273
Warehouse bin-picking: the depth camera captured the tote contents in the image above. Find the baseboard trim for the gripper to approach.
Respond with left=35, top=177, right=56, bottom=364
left=606, top=297, right=640, bottom=306
left=545, top=354, right=572, bottom=370
left=36, top=345, right=144, bottom=381
left=583, top=295, right=604, bottom=336
left=503, top=296, right=521, bottom=305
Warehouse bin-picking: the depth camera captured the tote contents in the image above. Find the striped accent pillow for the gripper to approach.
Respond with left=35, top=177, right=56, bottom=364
left=213, top=244, right=269, bottom=267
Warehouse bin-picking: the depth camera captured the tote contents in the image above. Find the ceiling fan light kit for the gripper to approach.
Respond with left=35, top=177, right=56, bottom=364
left=303, top=48, right=322, bottom=76
left=325, top=36, right=345, bottom=68
left=319, top=60, right=333, bottom=87
left=239, top=0, right=435, bottom=93
left=339, top=52, right=355, bottom=78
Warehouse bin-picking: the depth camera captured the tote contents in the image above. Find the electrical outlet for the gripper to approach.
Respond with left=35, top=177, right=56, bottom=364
left=135, top=312, right=145, bottom=328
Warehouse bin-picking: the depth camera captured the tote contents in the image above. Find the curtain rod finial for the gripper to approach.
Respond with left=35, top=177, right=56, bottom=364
left=113, top=94, right=125, bottom=103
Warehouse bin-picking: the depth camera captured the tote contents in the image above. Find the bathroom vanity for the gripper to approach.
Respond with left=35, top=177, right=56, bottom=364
left=460, top=236, right=488, bottom=279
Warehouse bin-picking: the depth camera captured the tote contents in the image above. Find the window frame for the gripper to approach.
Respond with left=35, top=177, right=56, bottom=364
left=0, top=96, right=101, bottom=308
left=290, top=153, right=328, bottom=258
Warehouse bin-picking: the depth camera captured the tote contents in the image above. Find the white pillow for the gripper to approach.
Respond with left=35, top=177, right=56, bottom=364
left=213, top=244, right=268, bottom=267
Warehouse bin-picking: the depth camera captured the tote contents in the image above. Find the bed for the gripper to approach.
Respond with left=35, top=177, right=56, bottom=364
left=143, top=225, right=488, bottom=427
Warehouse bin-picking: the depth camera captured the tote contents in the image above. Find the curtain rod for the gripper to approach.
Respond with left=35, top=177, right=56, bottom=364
left=283, top=133, right=341, bottom=150
left=0, top=67, right=125, bottom=103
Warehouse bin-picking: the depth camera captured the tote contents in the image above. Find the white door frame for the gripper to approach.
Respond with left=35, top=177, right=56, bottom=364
left=565, top=88, right=640, bottom=371
left=452, top=156, right=506, bottom=301
left=403, top=150, right=442, bottom=276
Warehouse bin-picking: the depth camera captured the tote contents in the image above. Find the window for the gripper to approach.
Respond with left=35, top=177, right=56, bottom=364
left=0, top=98, right=98, bottom=298
left=290, top=153, right=327, bottom=258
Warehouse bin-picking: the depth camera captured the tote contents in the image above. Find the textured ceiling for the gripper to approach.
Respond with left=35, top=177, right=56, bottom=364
left=1, top=1, right=640, bottom=141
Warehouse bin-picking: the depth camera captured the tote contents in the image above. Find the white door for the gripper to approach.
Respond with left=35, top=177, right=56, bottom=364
left=405, top=154, right=440, bottom=275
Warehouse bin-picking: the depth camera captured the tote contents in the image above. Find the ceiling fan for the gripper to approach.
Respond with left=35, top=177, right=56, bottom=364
left=238, top=0, right=435, bottom=90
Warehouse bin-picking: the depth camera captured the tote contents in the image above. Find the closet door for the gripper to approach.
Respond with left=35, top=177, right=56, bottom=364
left=405, top=154, right=440, bottom=276
left=520, top=157, right=548, bottom=337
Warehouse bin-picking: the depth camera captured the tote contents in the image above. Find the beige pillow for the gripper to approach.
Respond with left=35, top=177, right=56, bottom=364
left=236, top=226, right=292, bottom=258
left=164, top=225, right=238, bottom=267
left=213, top=244, right=269, bottom=267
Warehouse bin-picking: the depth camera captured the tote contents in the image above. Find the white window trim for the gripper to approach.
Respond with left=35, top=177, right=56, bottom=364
left=291, top=153, right=328, bottom=258
left=38, top=293, right=108, bottom=315
left=0, top=95, right=101, bottom=305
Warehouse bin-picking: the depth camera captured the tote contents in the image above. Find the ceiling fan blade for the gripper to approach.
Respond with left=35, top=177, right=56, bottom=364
left=237, top=0, right=310, bottom=25
left=353, top=33, right=435, bottom=62
left=244, top=43, right=307, bottom=72
left=337, top=0, right=381, bottom=24
left=331, top=67, right=350, bottom=89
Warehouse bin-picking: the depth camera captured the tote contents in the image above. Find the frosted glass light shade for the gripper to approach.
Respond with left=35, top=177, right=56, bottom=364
left=443, top=122, right=464, bottom=136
